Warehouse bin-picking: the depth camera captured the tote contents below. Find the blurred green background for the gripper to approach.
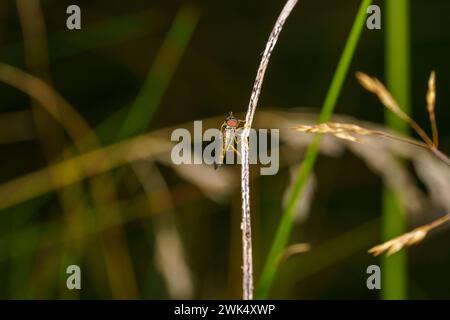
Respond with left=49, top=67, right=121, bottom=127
left=0, top=0, right=449, bottom=299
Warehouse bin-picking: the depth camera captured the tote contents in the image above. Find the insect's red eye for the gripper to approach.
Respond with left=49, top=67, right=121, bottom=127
left=226, top=119, right=238, bottom=127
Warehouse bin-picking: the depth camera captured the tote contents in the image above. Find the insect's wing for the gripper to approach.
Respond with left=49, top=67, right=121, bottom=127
left=214, top=123, right=227, bottom=169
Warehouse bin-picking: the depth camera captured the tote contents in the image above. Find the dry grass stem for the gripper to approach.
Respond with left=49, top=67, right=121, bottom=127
left=290, top=71, right=450, bottom=257
left=0, top=63, right=99, bottom=151
left=430, top=147, right=450, bottom=166
left=355, top=72, right=435, bottom=147
left=240, top=0, right=298, bottom=300
left=280, top=243, right=311, bottom=262
left=291, top=72, right=450, bottom=168
left=291, top=122, right=371, bottom=142
left=355, top=71, right=450, bottom=166
left=369, top=213, right=450, bottom=256
left=291, top=122, right=429, bottom=150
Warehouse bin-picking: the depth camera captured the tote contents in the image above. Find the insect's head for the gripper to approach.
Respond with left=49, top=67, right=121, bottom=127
left=226, top=111, right=239, bottom=127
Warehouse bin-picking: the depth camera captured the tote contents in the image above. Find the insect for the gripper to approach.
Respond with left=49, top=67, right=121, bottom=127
left=214, top=112, right=246, bottom=169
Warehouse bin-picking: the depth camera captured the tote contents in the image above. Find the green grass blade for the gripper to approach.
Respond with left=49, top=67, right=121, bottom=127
left=382, top=0, right=411, bottom=300
left=256, top=0, right=372, bottom=299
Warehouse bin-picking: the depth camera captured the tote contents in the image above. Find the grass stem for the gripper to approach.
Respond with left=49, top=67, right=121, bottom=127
left=383, top=0, right=411, bottom=300
left=241, top=0, right=299, bottom=299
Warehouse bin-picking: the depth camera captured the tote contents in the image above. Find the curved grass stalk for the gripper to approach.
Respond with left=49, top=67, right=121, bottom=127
left=240, top=0, right=299, bottom=299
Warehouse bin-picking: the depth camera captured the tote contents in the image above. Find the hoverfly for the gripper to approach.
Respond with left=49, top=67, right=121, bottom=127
left=214, top=112, right=246, bottom=169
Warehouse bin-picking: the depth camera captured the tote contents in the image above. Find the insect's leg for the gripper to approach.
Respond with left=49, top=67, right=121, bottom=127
left=222, top=138, right=230, bottom=158
left=214, top=136, right=231, bottom=168
left=234, top=127, right=249, bottom=155
left=214, top=142, right=226, bottom=169
left=229, top=135, right=241, bottom=156
left=230, top=144, right=240, bottom=155
left=234, top=127, right=243, bottom=141
left=214, top=147, right=226, bottom=169
left=223, top=134, right=234, bottom=153
left=238, top=119, right=251, bottom=129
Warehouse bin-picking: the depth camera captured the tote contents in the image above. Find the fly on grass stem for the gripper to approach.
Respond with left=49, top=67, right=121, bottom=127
left=214, top=112, right=245, bottom=169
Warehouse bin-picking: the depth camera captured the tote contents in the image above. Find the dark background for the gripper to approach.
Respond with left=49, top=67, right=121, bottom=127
left=0, top=0, right=449, bottom=299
